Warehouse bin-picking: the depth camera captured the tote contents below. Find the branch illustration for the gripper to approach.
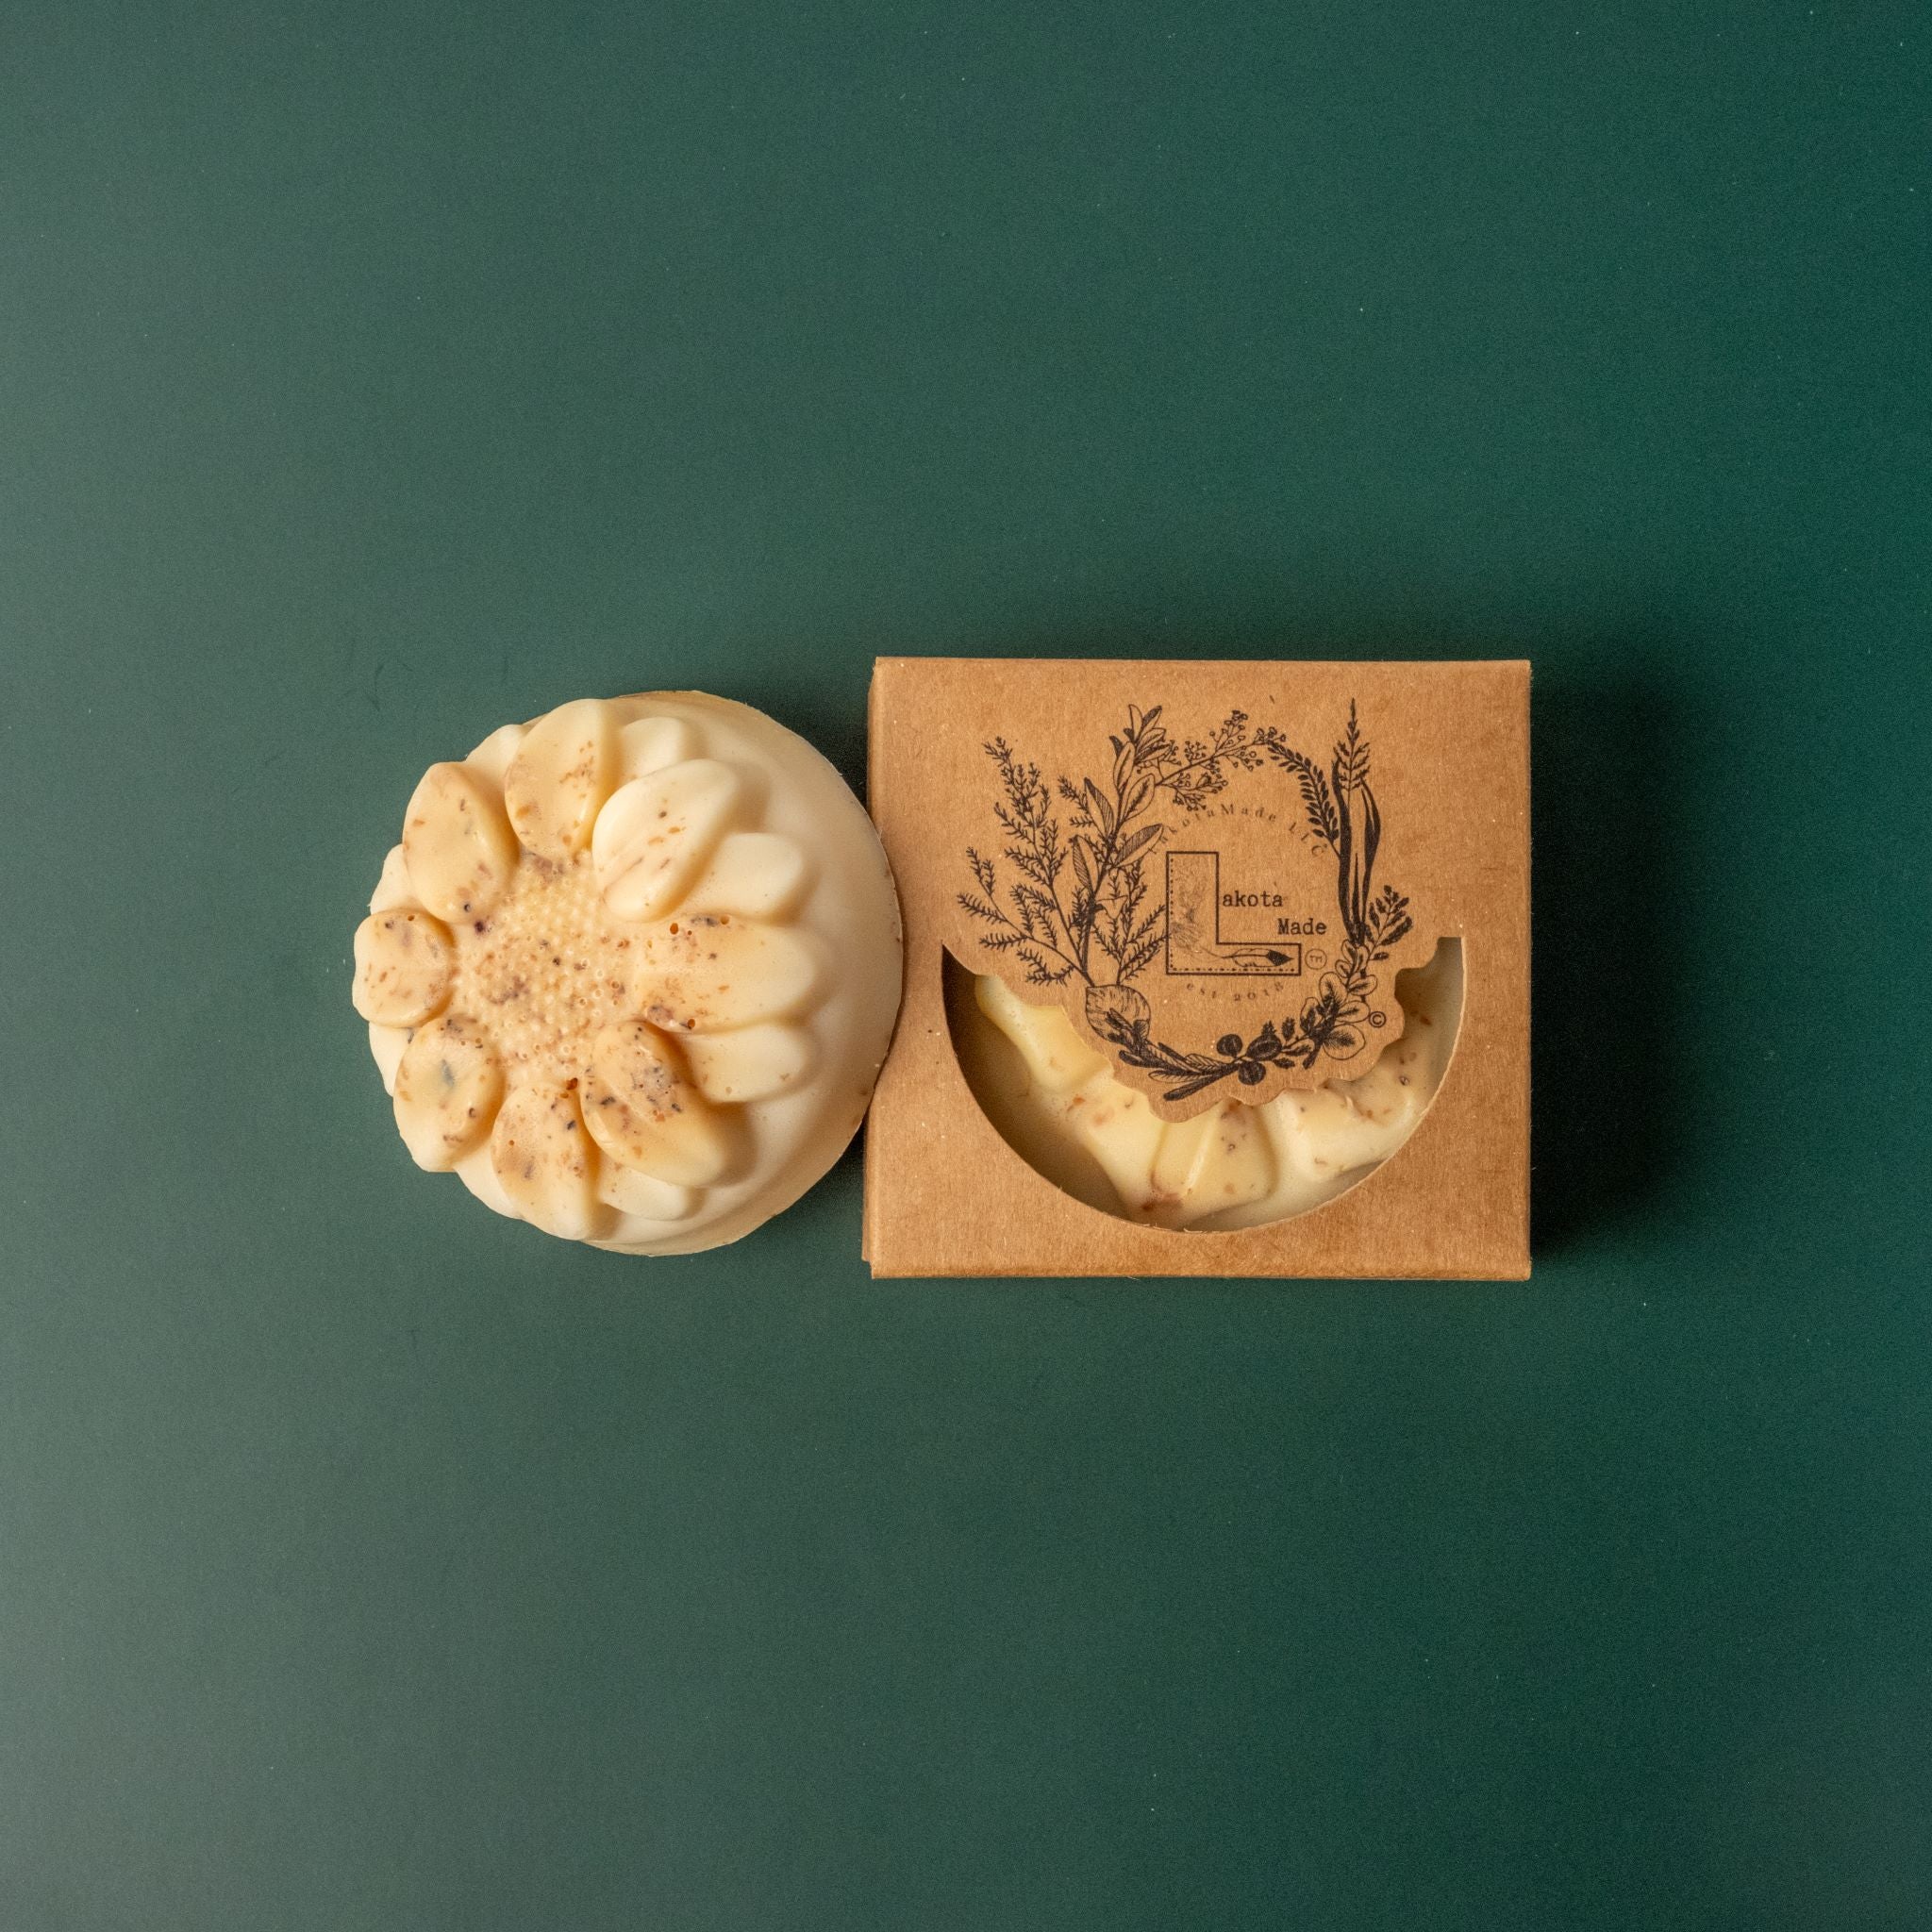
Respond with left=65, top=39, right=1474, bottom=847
left=958, top=706, right=1272, bottom=988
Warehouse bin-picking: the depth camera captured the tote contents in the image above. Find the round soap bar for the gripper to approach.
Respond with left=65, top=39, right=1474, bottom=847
left=957, top=941, right=1462, bottom=1232
left=353, top=693, right=902, bottom=1254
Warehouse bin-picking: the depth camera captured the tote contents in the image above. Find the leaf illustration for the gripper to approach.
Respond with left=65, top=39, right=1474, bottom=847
left=1258, top=734, right=1342, bottom=851
left=1085, top=981, right=1152, bottom=1043
left=963, top=700, right=1284, bottom=1008
left=1083, top=778, right=1116, bottom=838
left=1332, top=700, right=1371, bottom=791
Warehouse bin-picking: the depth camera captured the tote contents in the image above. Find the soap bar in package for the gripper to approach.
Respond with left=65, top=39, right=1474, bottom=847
left=863, top=658, right=1529, bottom=1279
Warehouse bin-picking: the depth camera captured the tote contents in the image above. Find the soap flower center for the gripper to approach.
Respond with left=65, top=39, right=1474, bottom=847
left=453, top=854, right=637, bottom=1083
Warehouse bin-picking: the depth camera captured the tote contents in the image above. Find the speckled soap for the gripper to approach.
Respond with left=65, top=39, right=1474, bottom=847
left=352, top=692, right=902, bottom=1254
left=959, top=941, right=1463, bottom=1232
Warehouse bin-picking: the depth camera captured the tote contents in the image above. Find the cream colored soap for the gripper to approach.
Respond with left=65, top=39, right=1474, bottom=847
left=961, top=942, right=1462, bottom=1231
left=353, top=692, right=902, bottom=1255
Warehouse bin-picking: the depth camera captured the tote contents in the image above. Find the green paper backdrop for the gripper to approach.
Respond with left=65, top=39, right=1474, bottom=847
left=3, top=4, right=1926, bottom=1926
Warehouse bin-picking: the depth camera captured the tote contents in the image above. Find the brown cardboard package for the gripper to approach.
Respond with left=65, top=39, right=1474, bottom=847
left=864, top=658, right=1529, bottom=1278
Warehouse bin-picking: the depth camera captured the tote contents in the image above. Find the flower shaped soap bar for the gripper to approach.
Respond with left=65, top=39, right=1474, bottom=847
left=958, top=941, right=1461, bottom=1233
left=353, top=693, right=902, bottom=1254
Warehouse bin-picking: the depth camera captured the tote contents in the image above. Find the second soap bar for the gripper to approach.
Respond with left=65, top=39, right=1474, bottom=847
left=353, top=691, right=903, bottom=1255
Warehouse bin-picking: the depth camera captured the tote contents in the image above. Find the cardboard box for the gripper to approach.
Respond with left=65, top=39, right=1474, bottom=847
left=864, top=658, right=1530, bottom=1278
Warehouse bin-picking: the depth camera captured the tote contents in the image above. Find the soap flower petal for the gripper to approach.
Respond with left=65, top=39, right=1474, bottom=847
left=681, top=832, right=812, bottom=921
left=392, top=1013, right=505, bottom=1170
left=592, top=758, right=743, bottom=923
left=629, top=916, right=820, bottom=1034
left=403, top=762, right=519, bottom=922
left=489, top=1081, right=610, bottom=1241
left=582, top=1019, right=737, bottom=1187
left=679, top=1022, right=815, bottom=1104
left=353, top=908, right=456, bottom=1026
left=503, top=698, right=621, bottom=861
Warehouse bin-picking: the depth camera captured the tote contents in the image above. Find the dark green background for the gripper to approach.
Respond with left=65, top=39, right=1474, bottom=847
left=4, top=3, right=1927, bottom=1926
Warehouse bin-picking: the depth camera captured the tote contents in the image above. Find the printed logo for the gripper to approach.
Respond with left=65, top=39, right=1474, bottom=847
left=958, top=699, right=1418, bottom=1104
left=1164, top=851, right=1313, bottom=975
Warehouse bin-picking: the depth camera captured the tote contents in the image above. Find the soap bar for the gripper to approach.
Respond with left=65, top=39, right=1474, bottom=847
left=959, top=941, right=1462, bottom=1232
left=353, top=692, right=902, bottom=1254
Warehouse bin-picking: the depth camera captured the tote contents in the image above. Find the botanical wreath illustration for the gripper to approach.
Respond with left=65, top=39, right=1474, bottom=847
left=959, top=699, right=1413, bottom=1102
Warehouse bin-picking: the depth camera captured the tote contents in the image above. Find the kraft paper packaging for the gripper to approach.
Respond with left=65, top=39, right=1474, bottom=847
left=864, top=658, right=1530, bottom=1279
